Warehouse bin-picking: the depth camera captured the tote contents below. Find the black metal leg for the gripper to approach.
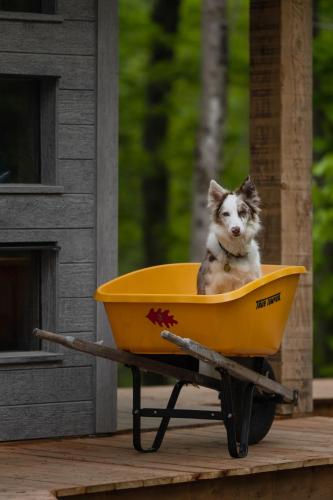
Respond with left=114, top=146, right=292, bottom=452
left=131, top=365, right=186, bottom=452
left=218, top=368, right=255, bottom=458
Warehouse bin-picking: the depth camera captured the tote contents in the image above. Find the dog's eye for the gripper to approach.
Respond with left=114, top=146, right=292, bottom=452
left=238, top=210, right=247, bottom=218
left=222, top=212, right=230, bottom=217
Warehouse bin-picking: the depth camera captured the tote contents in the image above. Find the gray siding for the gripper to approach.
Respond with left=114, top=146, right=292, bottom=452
left=0, top=0, right=117, bottom=440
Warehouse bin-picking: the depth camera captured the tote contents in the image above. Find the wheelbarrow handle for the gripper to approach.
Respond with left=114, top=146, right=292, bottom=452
left=161, top=330, right=297, bottom=405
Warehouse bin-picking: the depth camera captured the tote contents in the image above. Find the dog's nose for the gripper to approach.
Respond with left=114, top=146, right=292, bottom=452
left=231, top=226, right=240, bottom=236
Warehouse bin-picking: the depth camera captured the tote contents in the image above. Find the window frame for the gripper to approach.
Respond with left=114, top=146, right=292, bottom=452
left=0, top=244, right=58, bottom=354
left=0, top=75, right=60, bottom=191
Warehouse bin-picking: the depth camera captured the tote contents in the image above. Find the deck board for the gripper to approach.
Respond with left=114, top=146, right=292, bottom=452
left=2, top=417, right=333, bottom=498
left=117, top=377, right=333, bottom=431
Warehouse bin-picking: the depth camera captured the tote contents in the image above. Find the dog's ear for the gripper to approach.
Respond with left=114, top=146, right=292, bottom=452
left=208, top=180, right=228, bottom=210
left=237, top=176, right=260, bottom=211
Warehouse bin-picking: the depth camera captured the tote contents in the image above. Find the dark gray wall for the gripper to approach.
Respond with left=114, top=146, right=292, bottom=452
left=0, top=0, right=118, bottom=440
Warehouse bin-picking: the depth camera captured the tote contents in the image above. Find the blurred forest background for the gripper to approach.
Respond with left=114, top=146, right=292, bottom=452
left=119, top=0, right=333, bottom=382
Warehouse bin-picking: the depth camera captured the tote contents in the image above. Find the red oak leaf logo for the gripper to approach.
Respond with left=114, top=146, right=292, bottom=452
left=146, top=308, right=178, bottom=328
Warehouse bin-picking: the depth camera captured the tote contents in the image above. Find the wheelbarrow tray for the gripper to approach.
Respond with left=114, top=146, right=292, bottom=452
left=95, top=263, right=306, bottom=356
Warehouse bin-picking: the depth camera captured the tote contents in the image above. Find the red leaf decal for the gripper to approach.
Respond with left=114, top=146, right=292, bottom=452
left=146, top=308, right=178, bottom=328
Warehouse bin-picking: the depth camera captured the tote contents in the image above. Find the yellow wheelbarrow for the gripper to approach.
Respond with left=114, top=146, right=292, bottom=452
left=35, top=263, right=305, bottom=459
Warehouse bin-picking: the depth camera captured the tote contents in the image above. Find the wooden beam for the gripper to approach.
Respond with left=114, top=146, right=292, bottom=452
left=250, top=0, right=313, bottom=412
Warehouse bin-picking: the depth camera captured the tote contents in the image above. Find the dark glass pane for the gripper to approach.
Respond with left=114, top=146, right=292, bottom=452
left=0, top=78, right=40, bottom=183
left=0, top=251, right=40, bottom=350
left=0, top=1, right=42, bottom=13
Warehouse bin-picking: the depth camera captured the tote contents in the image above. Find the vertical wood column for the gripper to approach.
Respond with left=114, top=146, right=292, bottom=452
left=250, top=0, right=313, bottom=413
left=96, top=0, right=118, bottom=431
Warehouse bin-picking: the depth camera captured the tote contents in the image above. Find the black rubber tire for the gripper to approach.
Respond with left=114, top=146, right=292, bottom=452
left=232, top=359, right=276, bottom=445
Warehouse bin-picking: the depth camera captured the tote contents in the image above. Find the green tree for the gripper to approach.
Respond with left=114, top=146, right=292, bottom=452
left=313, top=0, right=333, bottom=376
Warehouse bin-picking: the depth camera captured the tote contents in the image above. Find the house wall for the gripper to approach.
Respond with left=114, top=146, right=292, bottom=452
left=0, top=0, right=118, bottom=440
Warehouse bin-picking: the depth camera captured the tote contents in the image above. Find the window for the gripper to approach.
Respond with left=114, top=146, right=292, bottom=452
left=0, top=250, right=40, bottom=350
left=0, top=77, right=56, bottom=185
left=0, top=78, right=40, bottom=184
left=0, top=0, right=56, bottom=14
left=0, top=245, right=57, bottom=352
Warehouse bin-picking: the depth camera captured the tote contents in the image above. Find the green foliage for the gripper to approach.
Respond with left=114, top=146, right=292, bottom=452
left=223, top=0, right=249, bottom=188
left=118, top=0, right=249, bottom=386
left=164, top=0, right=201, bottom=262
left=119, top=0, right=249, bottom=273
left=119, top=0, right=152, bottom=274
left=313, top=155, right=333, bottom=375
left=119, top=0, right=333, bottom=381
left=312, top=0, right=333, bottom=376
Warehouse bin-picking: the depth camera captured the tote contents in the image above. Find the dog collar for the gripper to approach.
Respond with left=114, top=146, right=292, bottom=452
left=218, top=241, right=247, bottom=260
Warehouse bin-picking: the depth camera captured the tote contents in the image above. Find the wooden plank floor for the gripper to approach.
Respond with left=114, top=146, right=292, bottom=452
left=117, top=378, right=333, bottom=431
left=313, top=378, right=333, bottom=416
left=117, top=384, right=220, bottom=431
left=2, top=416, right=333, bottom=499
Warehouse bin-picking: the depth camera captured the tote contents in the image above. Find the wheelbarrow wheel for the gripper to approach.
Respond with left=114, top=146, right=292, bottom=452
left=233, top=359, right=276, bottom=445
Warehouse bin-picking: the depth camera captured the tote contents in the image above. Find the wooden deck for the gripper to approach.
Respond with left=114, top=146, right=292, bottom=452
left=117, top=377, right=333, bottom=431
left=1, top=379, right=333, bottom=499
left=1, top=416, right=333, bottom=499
left=313, top=378, right=333, bottom=416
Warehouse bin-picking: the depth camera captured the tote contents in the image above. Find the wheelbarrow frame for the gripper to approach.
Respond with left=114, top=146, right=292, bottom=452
left=34, top=329, right=298, bottom=459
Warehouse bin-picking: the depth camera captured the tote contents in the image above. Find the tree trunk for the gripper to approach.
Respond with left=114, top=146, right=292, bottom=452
left=191, top=0, right=228, bottom=262
left=142, top=0, right=181, bottom=267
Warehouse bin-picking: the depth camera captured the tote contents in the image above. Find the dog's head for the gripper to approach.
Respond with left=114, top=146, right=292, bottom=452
left=208, top=176, right=261, bottom=242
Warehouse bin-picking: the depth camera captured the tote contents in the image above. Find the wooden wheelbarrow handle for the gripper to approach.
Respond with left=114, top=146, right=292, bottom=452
left=161, top=331, right=297, bottom=404
left=33, top=329, right=221, bottom=391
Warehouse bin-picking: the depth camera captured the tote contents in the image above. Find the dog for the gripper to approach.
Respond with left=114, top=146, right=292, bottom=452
left=197, top=176, right=261, bottom=295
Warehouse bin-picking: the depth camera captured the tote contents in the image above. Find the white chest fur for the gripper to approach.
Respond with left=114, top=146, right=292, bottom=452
left=205, top=234, right=261, bottom=294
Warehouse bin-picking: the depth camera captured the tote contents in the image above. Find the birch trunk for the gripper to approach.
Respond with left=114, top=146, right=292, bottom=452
left=191, top=0, right=228, bottom=261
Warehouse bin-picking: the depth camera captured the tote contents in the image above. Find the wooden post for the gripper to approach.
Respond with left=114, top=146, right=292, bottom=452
left=96, top=0, right=119, bottom=432
left=250, top=0, right=312, bottom=413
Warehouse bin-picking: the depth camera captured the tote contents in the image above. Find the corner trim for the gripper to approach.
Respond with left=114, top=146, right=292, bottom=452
left=96, top=0, right=118, bottom=433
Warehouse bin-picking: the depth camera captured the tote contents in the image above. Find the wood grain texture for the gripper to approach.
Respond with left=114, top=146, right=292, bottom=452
left=0, top=0, right=98, bottom=442
left=0, top=229, right=95, bottom=263
left=250, top=0, right=312, bottom=413
left=96, top=0, right=118, bottom=433
left=59, top=125, right=95, bottom=160
left=58, top=90, right=95, bottom=125
left=59, top=263, right=96, bottom=297
left=42, top=332, right=95, bottom=367
left=0, top=401, right=94, bottom=440
left=58, top=467, right=333, bottom=500
left=0, top=53, right=95, bottom=89
left=0, top=185, right=64, bottom=194
left=58, top=160, right=95, bottom=193
left=58, top=0, right=96, bottom=20
left=0, top=351, right=63, bottom=365
left=0, top=195, right=94, bottom=229
left=0, top=366, right=93, bottom=405
left=0, top=12, right=62, bottom=23
left=33, top=330, right=221, bottom=391
left=41, top=248, right=57, bottom=333
left=58, top=299, right=95, bottom=332
left=0, top=20, right=94, bottom=55
left=161, top=331, right=295, bottom=402
left=1, top=417, right=333, bottom=498
left=40, top=78, right=57, bottom=185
